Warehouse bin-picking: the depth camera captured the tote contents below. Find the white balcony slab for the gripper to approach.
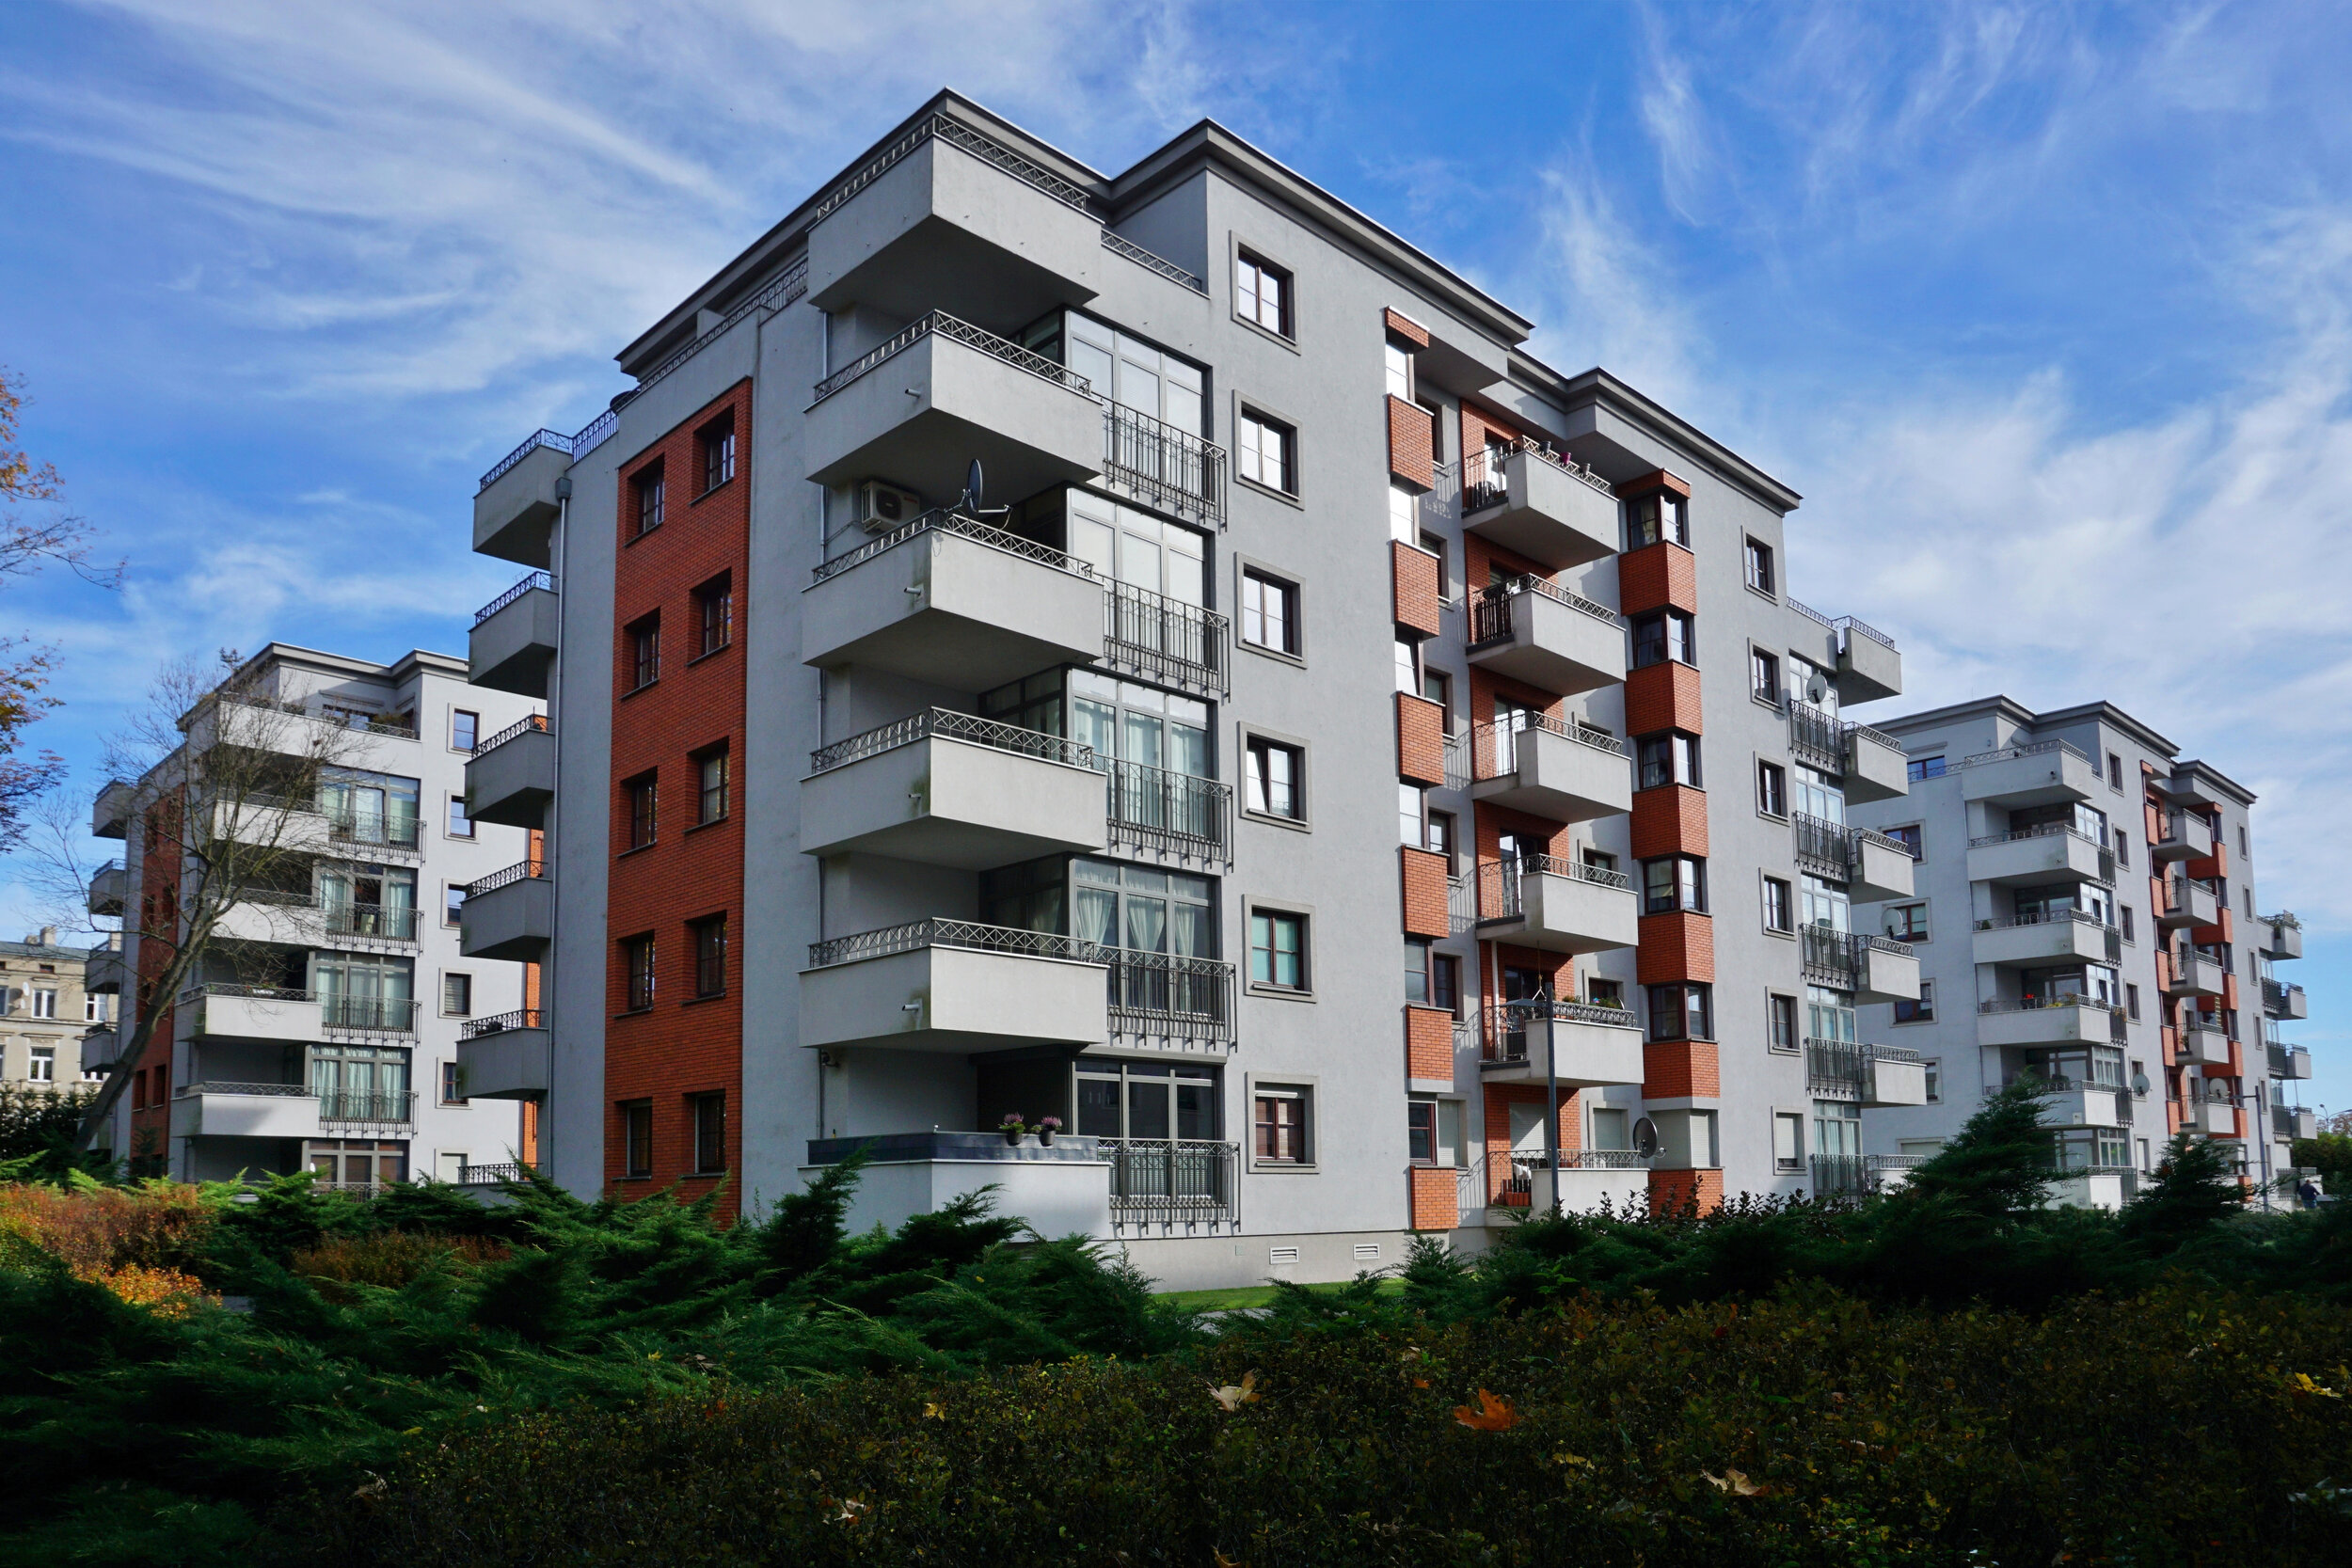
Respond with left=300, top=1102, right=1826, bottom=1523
left=1478, top=870, right=1638, bottom=956
left=183, top=990, right=323, bottom=1045
left=1961, top=746, right=2100, bottom=808
left=1864, top=1054, right=1931, bottom=1107
left=803, top=522, right=1104, bottom=690
left=1477, top=1008, right=1645, bottom=1088
left=1977, top=1001, right=2119, bottom=1050
left=1468, top=726, right=1631, bottom=824
left=1850, top=834, right=1915, bottom=903
left=473, top=441, right=565, bottom=567
left=1972, top=917, right=2118, bottom=969
left=169, top=1085, right=319, bottom=1140
left=1843, top=725, right=1910, bottom=804
left=2188, top=1101, right=2238, bottom=1136
left=1966, top=830, right=2112, bottom=887
left=802, top=733, right=1106, bottom=869
left=1836, top=628, right=1902, bottom=704
left=803, top=1132, right=1114, bottom=1240
left=1465, top=586, right=1626, bottom=697
left=1853, top=942, right=1921, bottom=1005
left=2178, top=1025, right=2233, bottom=1069
left=801, top=943, right=1106, bottom=1054
left=460, top=873, right=552, bottom=963
left=1461, top=450, right=1619, bottom=570
left=2167, top=954, right=2226, bottom=999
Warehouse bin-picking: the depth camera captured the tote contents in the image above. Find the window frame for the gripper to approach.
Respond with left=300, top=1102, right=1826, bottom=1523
left=444, top=884, right=467, bottom=927
left=693, top=573, right=734, bottom=659
left=1240, top=730, right=1307, bottom=827
left=1772, top=1110, right=1804, bottom=1173
left=1641, top=854, right=1708, bottom=916
left=690, top=913, right=728, bottom=1001
left=692, top=744, right=731, bottom=828
left=1235, top=561, right=1305, bottom=662
left=439, top=1060, right=467, bottom=1106
left=1906, top=754, right=1947, bottom=782
left=1767, top=991, right=1800, bottom=1053
left=1646, top=981, right=1714, bottom=1041
left=1630, top=609, right=1695, bottom=670
left=620, top=1100, right=654, bottom=1178
left=1884, top=902, right=1931, bottom=942
left=440, top=972, right=473, bottom=1018
left=1244, top=899, right=1313, bottom=998
left=1749, top=646, right=1781, bottom=707
left=1893, top=979, right=1936, bottom=1025
left=1627, top=489, right=1689, bottom=548
left=1233, top=402, right=1299, bottom=498
left=1761, top=875, right=1795, bottom=935
left=446, top=794, right=474, bottom=840
left=630, top=461, right=666, bottom=538
left=1744, top=536, right=1776, bottom=597
left=1636, top=730, right=1703, bottom=791
left=1232, top=245, right=1295, bottom=342
left=1245, top=1072, right=1317, bottom=1171
left=450, top=708, right=479, bottom=753
left=696, top=410, right=737, bottom=497
left=626, top=612, right=661, bottom=692
left=620, top=933, right=658, bottom=1014
left=1756, top=758, right=1788, bottom=819
left=623, top=771, right=658, bottom=852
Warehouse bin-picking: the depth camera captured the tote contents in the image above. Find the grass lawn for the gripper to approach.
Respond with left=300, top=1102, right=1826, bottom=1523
left=1156, top=1279, right=1407, bottom=1312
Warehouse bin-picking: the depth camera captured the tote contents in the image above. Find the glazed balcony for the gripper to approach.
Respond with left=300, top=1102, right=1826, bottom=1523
left=2152, top=810, right=2215, bottom=863
left=2268, top=1042, right=2313, bottom=1081
left=469, top=571, right=559, bottom=698
left=1972, top=910, right=2122, bottom=969
left=1791, top=601, right=1901, bottom=703
left=2157, top=876, right=2220, bottom=930
left=466, top=716, right=553, bottom=830
left=802, top=919, right=1106, bottom=1054
left=1959, top=738, right=2099, bottom=809
left=1849, top=826, right=1917, bottom=903
left=2262, top=911, right=2303, bottom=960
left=457, top=1009, right=550, bottom=1100
left=2165, top=950, right=2226, bottom=1000
left=1475, top=999, right=1644, bottom=1087
left=1976, top=995, right=2126, bottom=1050
left=2178, top=1021, right=2233, bottom=1069
left=2276, top=1104, right=2318, bottom=1142
left=1464, top=717, right=1631, bottom=825
left=1474, top=855, right=1639, bottom=957
left=1966, top=825, right=2115, bottom=887
left=1458, top=439, right=1619, bottom=570
left=805, top=312, right=1104, bottom=505
left=87, top=861, right=126, bottom=918
left=2264, top=978, right=2309, bottom=1021
left=92, top=779, right=135, bottom=840
left=460, top=860, right=552, bottom=963
left=803, top=510, right=1104, bottom=691
left=1843, top=721, right=1910, bottom=804
left=1465, top=577, right=1626, bottom=697
left=803, top=708, right=1107, bottom=869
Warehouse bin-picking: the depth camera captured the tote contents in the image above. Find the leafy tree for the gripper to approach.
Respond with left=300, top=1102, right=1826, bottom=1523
left=2292, top=1132, right=2352, bottom=1186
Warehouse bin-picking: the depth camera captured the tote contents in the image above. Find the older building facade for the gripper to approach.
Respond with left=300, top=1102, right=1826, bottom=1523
left=466, top=91, right=1933, bottom=1287
left=0, top=930, right=112, bottom=1091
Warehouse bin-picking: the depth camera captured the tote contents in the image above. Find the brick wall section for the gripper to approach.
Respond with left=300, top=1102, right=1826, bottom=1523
left=127, top=795, right=184, bottom=1166
left=1642, top=1037, right=1721, bottom=1099
left=1401, top=847, right=1451, bottom=938
left=1396, top=692, right=1446, bottom=786
left=1649, top=1166, right=1723, bottom=1214
left=2191, top=909, right=2233, bottom=947
left=1630, top=783, right=1708, bottom=860
left=1386, top=395, right=1434, bottom=490
left=1471, top=807, right=1579, bottom=920
left=1617, top=469, right=1692, bottom=502
left=1636, top=911, right=1715, bottom=984
left=2220, top=974, right=2239, bottom=1013
left=2185, top=843, right=2228, bottom=880
left=1382, top=308, right=1429, bottom=349
left=1391, top=540, right=1442, bottom=637
left=1481, top=1080, right=1581, bottom=1208
left=1408, top=1165, right=1458, bottom=1230
left=1406, top=1004, right=1454, bottom=1081
left=1618, top=541, right=1698, bottom=616
left=1625, top=660, right=1704, bottom=736
left=605, top=381, right=751, bottom=1218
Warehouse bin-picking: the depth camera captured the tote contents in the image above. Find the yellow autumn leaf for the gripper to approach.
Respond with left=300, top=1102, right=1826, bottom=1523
left=1208, top=1370, right=1262, bottom=1411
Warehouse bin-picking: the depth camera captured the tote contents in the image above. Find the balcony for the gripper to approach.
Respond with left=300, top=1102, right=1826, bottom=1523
left=1977, top=996, right=2125, bottom=1049
left=92, top=779, right=134, bottom=840
left=1843, top=721, right=1910, bottom=804
left=2165, top=950, right=2226, bottom=1000
left=1792, top=602, right=1901, bottom=703
left=1106, top=1137, right=1238, bottom=1229
left=1966, top=825, right=2115, bottom=887
left=1101, top=404, right=1226, bottom=531
left=1475, top=1000, right=1645, bottom=1087
left=803, top=510, right=1104, bottom=691
left=2263, top=912, right=2303, bottom=960
left=1865, top=1046, right=1930, bottom=1107
left=457, top=1009, right=550, bottom=1100
left=320, top=995, right=420, bottom=1038
left=2178, top=1022, right=2233, bottom=1069
left=180, top=984, right=322, bottom=1044
left=1849, top=827, right=1916, bottom=902
left=80, top=1026, right=120, bottom=1069
left=208, top=696, right=421, bottom=773
left=2007, top=1078, right=2131, bottom=1128
left=1972, top=910, right=2122, bottom=969
left=1959, top=739, right=2099, bottom=808
left=317, top=1088, right=418, bottom=1132
left=2276, top=1104, right=2319, bottom=1142
left=169, top=1082, right=319, bottom=1140
left=84, top=937, right=124, bottom=996
left=87, top=861, right=126, bottom=918
left=803, top=114, right=1103, bottom=324
left=466, top=716, right=553, bottom=829
left=2265, top=978, right=2309, bottom=1021
left=803, top=708, right=1107, bottom=869
left=1465, top=578, right=1627, bottom=697
left=2268, top=1042, right=2313, bottom=1080
left=1104, top=579, right=1228, bottom=697
left=2156, top=876, right=2220, bottom=930
left=461, top=860, right=552, bottom=963
left=1502, top=1150, right=1652, bottom=1213
left=1474, top=856, right=1639, bottom=956
left=2152, top=811, right=2215, bottom=863
left=1852, top=934, right=1920, bottom=1004
left=1793, top=813, right=1852, bottom=880
left=805, top=312, right=1104, bottom=505
left=1465, top=717, right=1631, bottom=825
left=2185, top=1098, right=2238, bottom=1137
left=473, top=435, right=567, bottom=567
left=1104, top=760, right=1232, bottom=866
left=803, top=1132, right=1118, bottom=1242
left=1458, top=440, right=1620, bottom=570
left=801, top=919, right=1107, bottom=1054
left=1804, top=1039, right=1930, bottom=1107
left=469, top=572, right=559, bottom=698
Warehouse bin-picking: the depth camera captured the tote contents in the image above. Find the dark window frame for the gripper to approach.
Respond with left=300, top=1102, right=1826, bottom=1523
left=691, top=1092, right=726, bottom=1174
left=1646, top=981, right=1714, bottom=1041
left=690, top=913, right=728, bottom=1000
left=694, top=573, right=734, bottom=658
left=631, top=462, right=666, bottom=538
left=696, top=411, right=737, bottom=497
left=621, top=933, right=658, bottom=1013
left=621, top=1100, right=654, bottom=1178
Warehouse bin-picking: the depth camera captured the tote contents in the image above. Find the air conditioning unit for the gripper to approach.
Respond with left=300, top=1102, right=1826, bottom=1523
left=854, top=480, right=922, bottom=532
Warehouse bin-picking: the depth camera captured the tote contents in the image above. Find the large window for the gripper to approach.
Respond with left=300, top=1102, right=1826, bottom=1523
left=1807, top=985, right=1856, bottom=1047
left=1629, top=490, right=1688, bottom=547
left=1642, top=855, right=1708, bottom=915
left=1065, top=489, right=1208, bottom=607
left=1235, top=252, right=1293, bottom=338
left=1647, top=982, right=1713, bottom=1041
left=1637, top=732, right=1703, bottom=790
left=1075, top=1060, right=1221, bottom=1141
left=1794, top=764, right=1845, bottom=825
left=1631, top=610, right=1695, bottom=669
left=1248, top=909, right=1307, bottom=990
left=450, top=708, right=478, bottom=752
left=1036, top=312, right=1207, bottom=435
left=1906, top=754, right=1947, bottom=782
left=697, top=411, right=736, bottom=494
left=691, top=914, right=727, bottom=999
left=620, top=1101, right=653, bottom=1178
left=1385, top=336, right=1414, bottom=401
left=317, top=862, right=417, bottom=939
left=1070, top=858, right=1217, bottom=963
left=310, top=953, right=414, bottom=1032
left=1885, top=902, right=1930, bottom=942
left=695, top=574, right=733, bottom=657
left=1405, top=938, right=1460, bottom=1014
left=1744, top=537, right=1774, bottom=594
left=320, top=768, right=421, bottom=849
left=1245, top=736, right=1301, bottom=819
left=1814, top=1099, right=1861, bottom=1160
left=1236, top=408, right=1296, bottom=494
left=1239, top=567, right=1299, bottom=655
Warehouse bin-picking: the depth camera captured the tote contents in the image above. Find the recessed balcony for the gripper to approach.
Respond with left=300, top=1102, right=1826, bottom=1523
left=802, top=708, right=1107, bottom=869
left=1966, top=825, right=2114, bottom=887
left=805, top=312, right=1104, bottom=505
left=1849, top=828, right=1916, bottom=902
left=1793, top=604, right=1903, bottom=703
left=2157, top=877, right=2219, bottom=930
left=1977, top=996, right=2124, bottom=1050
left=1465, top=718, right=1631, bottom=824
left=80, top=1026, right=120, bottom=1069
left=2264, top=978, right=2309, bottom=1021
left=2178, top=1022, right=2233, bottom=1069
left=460, top=861, right=552, bottom=963
left=1959, top=739, right=2099, bottom=808
left=466, top=717, right=553, bottom=829
left=1843, top=721, right=1910, bottom=804
left=2152, top=811, right=2214, bottom=863
left=1459, top=442, right=1620, bottom=570
left=2165, top=950, right=2226, bottom=1000
left=1972, top=911, right=2122, bottom=969
left=469, top=572, right=559, bottom=698
left=1474, top=1000, right=1644, bottom=1087
left=1473, top=857, right=1639, bottom=956
left=2186, top=1099, right=2239, bottom=1137
left=92, top=780, right=134, bottom=840
left=87, top=862, right=126, bottom=918
left=2011, top=1080, right=2132, bottom=1129
left=803, top=510, right=1104, bottom=691
left=457, top=1010, right=550, bottom=1100
left=801, top=919, right=1107, bottom=1054
left=1465, top=578, right=1626, bottom=696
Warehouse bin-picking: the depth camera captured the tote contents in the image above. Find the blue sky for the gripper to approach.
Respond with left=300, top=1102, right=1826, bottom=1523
left=3, top=0, right=2347, bottom=1117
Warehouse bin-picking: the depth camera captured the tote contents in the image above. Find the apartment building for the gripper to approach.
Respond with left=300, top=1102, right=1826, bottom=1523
left=462, top=91, right=1925, bottom=1288
left=1848, top=698, right=2316, bottom=1206
left=0, top=930, right=112, bottom=1091
left=88, top=646, right=543, bottom=1189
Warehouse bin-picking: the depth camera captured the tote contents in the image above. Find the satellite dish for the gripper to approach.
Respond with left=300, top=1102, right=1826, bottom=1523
left=2131, top=1071, right=2152, bottom=1096
left=1631, top=1117, right=1660, bottom=1159
left=1805, top=673, right=1831, bottom=705
left=964, top=458, right=984, bottom=511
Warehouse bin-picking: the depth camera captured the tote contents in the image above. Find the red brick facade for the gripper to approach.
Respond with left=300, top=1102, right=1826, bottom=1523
left=1407, top=1164, right=1458, bottom=1230
left=1642, top=1037, right=1721, bottom=1100
left=1400, top=847, right=1450, bottom=938
left=1391, top=540, right=1442, bottom=637
left=1617, top=540, right=1697, bottom=616
left=1648, top=1166, right=1723, bottom=1213
left=1406, top=1004, right=1454, bottom=1081
left=1625, top=659, right=1704, bottom=736
left=1636, top=911, right=1715, bottom=985
left=1386, top=394, right=1435, bottom=490
left=1630, top=783, right=1708, bottom=860
left=1396, top=692, right=1446, bottom=786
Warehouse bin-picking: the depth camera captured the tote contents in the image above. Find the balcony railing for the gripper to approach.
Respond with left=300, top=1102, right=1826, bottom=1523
left=1469, top=712, right=1626, bottom=781
left=1967, top=821, right=2117, bottom=880
left=1480, top=999, right=1641, bottom=1063
left=325, top=805, right=421, bottom=851
left=1102, top=403, right=1226, bottom=526
left=1468, top=574, right=1625, bottom=647
left=1799, top=927, right=1915, bottom=988
left=479, top=404, right=624, bottom=493
left=1104, top=579, right=1228, bottom=694
left=1961, top=737, right=2093, bottom=770
left=1788, top=702, right=1843, bottom=768
left=809, top=707, right=1094, bottom=774
left=472, top=712, right=550, bottom=757
left=2265, top=978, right=2307, bottom=1010
left=324, top=901, right=420, bottom=942
left=1479, top=854, right=1634, bottom=921
left=460, top=1008, right=545, bottom=1041
left=320, top=995, right=420, bottom=1034
left=180, top=982, right=314, bottom=1007
left=1978, top=994, right=2121, bottom=1015
left=317, top=1089, right=417, bottom=1126
left=810, top=111, right=1099, bottom=227
left=807, top=918, right=1098, bottom=970
left=1104, top=759, right=1232, bottom=862
left=181, top=1079, right=311, bottom=1099
left=1789, top=600, right=1899, bottom=651
left=473, top=570, right=556, bottom=626
left=812, top=507, right=1095, bottom=587
left=1811, top=1153, right=1870, bottom=1196
left=1806, top=1037, right=1868, bottom=1098
left=1851, top=823, right=1920, bottom=862
left=2264, top=911, right=2301, bottom=929
left=466, top=858, right=547, bottom=898
left=1495, top=1148, right=1652, bottom=1206
left=1793, top=813, right=1851, bottom=878
left=811, top=309, right=1093, bottom=404
left=1107, top=1138, right=1236, bottom=1226
left=456, top=1161, right=539, bottom=1186
left=1460, top=436, right=1615, bottom=513
left=1105, top=949, right=1235, bottom=1045
left=1100, top=231, right=1207, bottom=293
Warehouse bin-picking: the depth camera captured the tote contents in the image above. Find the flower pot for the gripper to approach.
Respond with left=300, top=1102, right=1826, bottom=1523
left=1002, top=1130, right=1024, bottom=1147
left=1037, top=1129, right=1056, bottom=1147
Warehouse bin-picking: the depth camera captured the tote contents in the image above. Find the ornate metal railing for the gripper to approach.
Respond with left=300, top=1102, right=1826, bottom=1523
left=472, top=712, right=550, bottom=757
left=1480, top=999, right=1641, bottom=1063
left=478, top=396, right=629, bottom=493
left=1461, top=436, right=1614, bottom=513
left=1107, top=1138, right=1235, bottom=1225
left=1104, top=760, right=1232, bottom=862
left=809, top=708, right=1093, bottom=774
left=1962, top=736, right=2092, bottom=769
left=457, top=1162, right=537, bottom=1186
left=1806, top=1037, right=1867, bottom=1098
left=1846, top=719, right=1902, bottom=753
left=1851, top=824, right=1917, bottom=860
left=1788, top=702, right=1842, bottom=768
left=317, top=1089, right=417, bottom=1125
left=460, top=1008, right=545, bottom=1041
left=182, top=1080, right=311, bottom=1099
left=807, top=918, right=1100, bottom=971
left=1789, top=601, right=1898, bottom=651
left=320, top=995, right=420, bottom=1033
left=1468, top=574, right=1624, bottom=647
left=1479, top=855, right=1633, bottom=922
left=1977, top=994, right=2121, bottom=1014
left=1974, top=908, right=2109, bottom=931
left=812, top=508, right=1095, bottom=586
left=1811, top=1154, right=1869, bottom=1196
left=324, top=901, right=419, bottom=942
left=473, top=570, right=556, bottom=627
left=1100, top=230, right=1207, bottom=293
left=1105, top=950, right=1235, bottom=1044
left=1801, top=925, right=1855, bottom=986
left=1793, top=813, right=1851, bottom=878
left=180, top=982, right=315, bottom=1006
left=634, top=259, right=806, bottom=399
left=810, top=113, right=1097, bottom=227
left=2264, top=911, right=2302, bottom=929
left=1103, top=403, right=1226, bottom=525
left=466, top=859, right=547, bottom=898
left=1103, top=579, right=1228, bottom=694
left=1467, top=712, right=1625, bottom=782
left=812, top=309, right=1093, bottom=403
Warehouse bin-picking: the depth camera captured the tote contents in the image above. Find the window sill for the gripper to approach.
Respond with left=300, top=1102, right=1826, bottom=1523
left=1239, top=807, right=1311, bottom=835
left=683, top=991, right=727, bottom=1006
left=1238, top=638, right=1306, bottom=670
left=687, top=643, right=732, bottom=668
left=624, top=524, right=663, bottom=547
left=617, top=842, right=658, bottom=859
left=1756, top=808, right=1788, bottom=824
left=1231, top=313, right=1300, bottom=355
left=1745, top=583, right=1780, bottom=607
left=621, top=678, right=660, bottom=698
left=1232, top=472, right=1304, bottom=509
left=1246, top=982, right=1315, bottom=1003
left=691, top=478, right=735, bottom=507
left=613, top=1007, right=655, bottom=1020
left=1762, top=927, right=1797, bottom=942
left=1250, top=1159, right=1318, bottom=1174
left=685, top=815, right=731, bottom=835
left=1751, top=692, right=1785, bottom=714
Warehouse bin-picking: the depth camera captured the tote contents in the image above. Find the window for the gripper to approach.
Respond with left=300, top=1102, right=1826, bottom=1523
left=2125, top=983, right=2141, bottom=1022
left=698, top=411, right=736, bottom=494
left=2121, top=907, right=2135, bottom=942
left=1591, top=1107, right=1630, bottom=1150
left=451, top=709, right=479, bottom=752
left=445, top=885, right=466, bottom=927
left=1405, top=939, right=1460, bottom=1014
left=1922, top=1060, right=1943, bottom=1103
left=1768, top=992, right=1799, bottom=1053
left=441, top=973, right=472, bottom=1017
left=1398, top=783, right=1424, bottom=847
left=2107, top=752, right=2123, bottom=789
left=1235, top=251, right=1292, bottom=337
left=1252, top=1085, right=1310, bottom=1163
left=620, top=1101, right=653, bottom=1178
left=695, top=747, right=730, bottom=826
left=1631, top=610, right=1694, bottom=669
left=1772, top=1112, right=1803, bottom=1173
left=1239, top=568, right=1299, bottom=656
left=1421, top=668, right=1453, bottom=731
left=1244, top=736, right=1301, bottom=820
left=1642, top=855, right=1708, bottom=915
left=439, top=1060, right=466, bottom=1106
left=1236, top=408, right=1295, bottom=493
left=27, top=1047, right=53, bottom=1083
left=691, top=914, right=728, bottom=999
left=624, top=773, right=658, bottom=850
left=1885, top=903, right=1930, bottom=942
left=621, top=934, right=657, bottom=1012
left=1749, top=648, right=1780, bottom=705
left=1394, top=635, right=1422, bottom=695
left=1421, top=531, right=1452, bottom=602
left=1906, top=754, right=1947, bottom=782
left=1762, top=877, right=1794, bottom=934
left=84, top=992, right=104, bottom=1022
left=1248, top=910, right=1307, bottom=991
left=1883, top=823, right=1923, bottom=860
left=1756, top=760, right=1788, bottom=818
left=628, top=613, right=660, bottom=690
left=632, top=462, right=665, bottom=536
left=1629, top=490, right=1688, bottom=547
left=1406, top=1099, right=1438, bottom=1164
left=1647, top=982, right=1713, bottom=1040
left=1389, top=482, right=1417, bottom=543
left=1424, top=808, right=1455, bottom=865
left=1637, top=732, right=1703, bottom=790
left=1385, top=336, right=1414, bottom=400
left=695, top=574, right=733, bottom=657
left=2238, top=824, right=2249, bottom=856
left=1744, top=537, right=1775, bottom=595
left=1893, top=979, right=1935, bottom=1024
left=446, top=795, right=474, bottom=839
left=28, top=988, right=56, bottom=1020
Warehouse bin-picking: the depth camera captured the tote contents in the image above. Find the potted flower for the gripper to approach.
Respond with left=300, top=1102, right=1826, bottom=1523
left=1035, top=1115, right=1062, bottom=1148
left=998, top=1112, right=1027, bottom=1147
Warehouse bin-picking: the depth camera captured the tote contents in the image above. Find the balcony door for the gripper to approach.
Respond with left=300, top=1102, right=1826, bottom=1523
left=319, top=768, right=421, bottom=847
left=310, top=952, right=414, bottom=1030
left=1071, top=670, right=1214, bottom=838
left=317, top=863, right=417, bottom=939
left=308, top=1042, right=410, bottom=1118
